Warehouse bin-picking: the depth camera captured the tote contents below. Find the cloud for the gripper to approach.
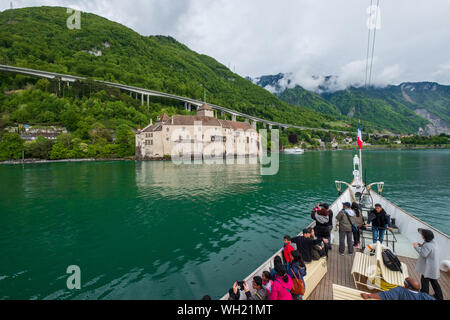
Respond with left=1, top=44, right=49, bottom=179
left=3, top=0, right=450, bottom=89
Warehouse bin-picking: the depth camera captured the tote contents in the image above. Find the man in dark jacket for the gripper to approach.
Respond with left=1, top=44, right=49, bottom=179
left=365, top=204, right=392, bottom=244
left=292, top=229, right=328, bottom=263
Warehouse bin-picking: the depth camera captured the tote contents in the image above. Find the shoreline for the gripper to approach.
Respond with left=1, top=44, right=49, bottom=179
left=1, top=145, right=448, bottom=165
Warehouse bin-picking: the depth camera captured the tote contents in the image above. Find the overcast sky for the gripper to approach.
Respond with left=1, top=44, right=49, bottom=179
left=2, top=0, right=450, bottom=91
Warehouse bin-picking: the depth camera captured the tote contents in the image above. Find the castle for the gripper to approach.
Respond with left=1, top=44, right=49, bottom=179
left=136, top=103, right=261, bottom=160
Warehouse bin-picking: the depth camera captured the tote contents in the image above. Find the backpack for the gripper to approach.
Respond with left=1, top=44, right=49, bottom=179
left=289, top=267, right=306, bottom=296
left=315, top=214, right=329, bottom=225
left=382, top=249, right=403, bottom=273
left=312, top=246, right=321, bottom=261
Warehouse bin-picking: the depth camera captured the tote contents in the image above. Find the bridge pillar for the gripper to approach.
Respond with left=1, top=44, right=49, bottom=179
left=232, top=114, right=237, bottom=122
left=269, top=124, right=273, bottom=130
left=252, top=121, right=257, bottom=129
left=141, top=93, right=144, bottom=106
left=221, top=111, right=225, bottom=119
left=147, top=94, right=150, bottom=106
left=263, top=123, right=267, bottom=129
left=245, top=118, right=249, bottom=124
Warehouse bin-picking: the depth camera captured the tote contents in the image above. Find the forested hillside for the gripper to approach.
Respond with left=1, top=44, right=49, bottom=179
left=0, top=6, right=345, bottom=130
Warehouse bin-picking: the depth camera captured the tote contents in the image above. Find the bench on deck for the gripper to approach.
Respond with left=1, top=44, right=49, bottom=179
left=332, top=284, right=375, bottom=300
left=304, top=257, right=328, bottom=300
left=351, top=241, right=408, bottom=291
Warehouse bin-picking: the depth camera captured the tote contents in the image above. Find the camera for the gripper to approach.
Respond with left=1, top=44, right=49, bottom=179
left=237, top=281, right=245, bottom=291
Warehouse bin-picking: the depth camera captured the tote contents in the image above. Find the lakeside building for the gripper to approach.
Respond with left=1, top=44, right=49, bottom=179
left=6, top=125, right=67, bottom=141
left=135, top=103, right=261, bottom=160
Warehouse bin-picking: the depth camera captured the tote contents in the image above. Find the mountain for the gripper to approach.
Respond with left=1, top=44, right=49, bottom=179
left=251, top=73, right=449, bottom=135
left=0, top=6, right=345, bottom=131
left=321, top=83, right=450, bottom=135
left=248, top=74, right=342, bottom=117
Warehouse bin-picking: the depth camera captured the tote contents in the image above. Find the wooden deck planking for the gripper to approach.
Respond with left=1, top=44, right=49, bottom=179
left=307, top=245, right=450, bottom=300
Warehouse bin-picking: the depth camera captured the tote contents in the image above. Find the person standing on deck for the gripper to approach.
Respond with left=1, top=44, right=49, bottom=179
left=352, top=202, right=365, bottom=248
left=365, top=204, right=392, bottom=244
left=283, top=235, right=295, bottom=270
left=414, top=229, right=444, bottom=300
left=311, top=203, right=333, bottom=246
left=336, top=202, right=356, bottom=256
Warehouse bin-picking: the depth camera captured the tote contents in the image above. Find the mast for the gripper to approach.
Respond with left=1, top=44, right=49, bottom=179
left=360, top=143, right=363, bottom=185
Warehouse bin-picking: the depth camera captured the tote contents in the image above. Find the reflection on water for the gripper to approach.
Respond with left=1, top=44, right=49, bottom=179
left=0, top=150, right=449, bottom=300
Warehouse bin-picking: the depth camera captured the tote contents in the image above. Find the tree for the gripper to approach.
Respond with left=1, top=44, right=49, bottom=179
left=115, top=124, right=135, bottom=157
left=25, top=136, right=54, bottom=159
left=288, top=133, right=298, bottom=145
left=36, top=79, right=51, bottom=92
left=0, top=133, right=24, bottom=161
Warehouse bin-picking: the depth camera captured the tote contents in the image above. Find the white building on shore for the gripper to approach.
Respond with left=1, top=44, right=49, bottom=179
left=135, top=103, right=261, bottom=160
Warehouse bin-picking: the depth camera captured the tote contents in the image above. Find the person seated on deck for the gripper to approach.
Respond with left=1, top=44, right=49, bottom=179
left=283, top=235, right=295, bottom=269
left=243, top=276, right=269, bottom=301
left=269, top=263, right=293, bottom=300
left=228, top=282, right=242, bottom=300
left=360, top=277, right=435, bottom=300
left=262, top=271, right=273, bottom=295
left=309, top=227, right=328, bottom=259
left=292, top=228, right=328, bottom=263
left=311, top=203, right=333, bottom=245
left=270, top=256, right=285, bottom=278
left=364, top=203, right=392, bottom=244
left=287, top=250, right=307, bottom=300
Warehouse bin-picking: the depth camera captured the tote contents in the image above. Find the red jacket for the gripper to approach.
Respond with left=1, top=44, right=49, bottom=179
left=283, top=243, right=295, bottom=263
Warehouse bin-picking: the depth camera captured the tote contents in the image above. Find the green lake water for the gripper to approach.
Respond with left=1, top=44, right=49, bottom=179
left=0, top=150, right=449, bottom=300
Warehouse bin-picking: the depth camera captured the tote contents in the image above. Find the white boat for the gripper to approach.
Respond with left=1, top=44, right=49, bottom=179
left=222, top=153, right=450, bottom=300
left=283, top=147, right=305, bottom=154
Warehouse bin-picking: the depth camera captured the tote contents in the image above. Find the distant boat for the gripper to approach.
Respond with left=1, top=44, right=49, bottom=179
left=283, top=147, right=305, bottom=154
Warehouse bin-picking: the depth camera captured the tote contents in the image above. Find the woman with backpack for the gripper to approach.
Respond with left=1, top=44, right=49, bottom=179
left=269, top=263, right=293, bottom=300
left=311, top=203, right=333, bottom=243
left=351, top=202, right=365, bottom=248
left=287, top=250, right=307, bottom=300
left=414, top=229, right=443, bottom=300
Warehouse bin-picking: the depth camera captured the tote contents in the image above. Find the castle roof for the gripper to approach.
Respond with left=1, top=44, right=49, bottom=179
left=198, top=103, right=213, bottom=111
left=141, top=113, right=255, bottom=132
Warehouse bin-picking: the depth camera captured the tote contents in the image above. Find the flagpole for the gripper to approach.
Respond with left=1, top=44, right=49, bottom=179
left=360, top=146, right=363, bottom=185
left=359, top=120, right=363, bottom=186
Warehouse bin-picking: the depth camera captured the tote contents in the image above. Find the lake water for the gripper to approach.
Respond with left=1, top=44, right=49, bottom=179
left=0, top=149, right=449, bottom=300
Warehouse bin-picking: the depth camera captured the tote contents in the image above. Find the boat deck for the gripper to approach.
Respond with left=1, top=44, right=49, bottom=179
left=307, top=245, right=450, bottom=300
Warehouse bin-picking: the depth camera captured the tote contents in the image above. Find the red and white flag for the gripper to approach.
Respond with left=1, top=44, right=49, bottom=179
left=357, top=120, right=363, bottom=149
